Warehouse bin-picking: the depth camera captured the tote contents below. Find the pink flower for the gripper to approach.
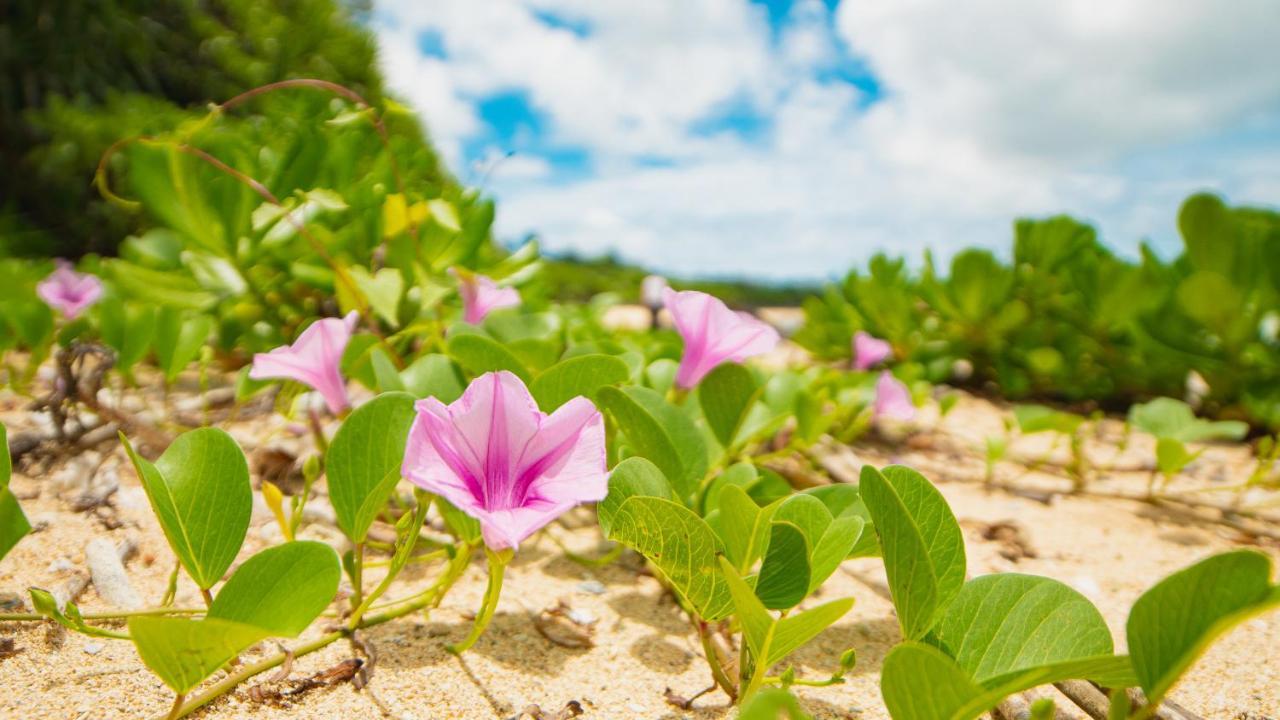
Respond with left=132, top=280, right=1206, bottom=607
left=36, top=260, right=103, bottom=319
left=402, top=371, right=608, bottom=550
left=873, top=371, right=916, bottom=422
left=853, top=331, right=892, bottom=371
left=249, top=311, right=358, bottom=415
left=663, top=288, right=781, bottom=389
left=452, top=269, right=520, bottom=324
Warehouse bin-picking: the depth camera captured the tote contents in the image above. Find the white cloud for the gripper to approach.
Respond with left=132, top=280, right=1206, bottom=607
left=375, top=0, right=1280, bottom=280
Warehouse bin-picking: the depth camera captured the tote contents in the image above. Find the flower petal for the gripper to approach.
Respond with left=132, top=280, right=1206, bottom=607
left=518, top=397, right=609, bottom=507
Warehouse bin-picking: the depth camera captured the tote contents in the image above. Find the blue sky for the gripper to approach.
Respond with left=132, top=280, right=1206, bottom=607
left=374, top=1, right=1280, bottom=281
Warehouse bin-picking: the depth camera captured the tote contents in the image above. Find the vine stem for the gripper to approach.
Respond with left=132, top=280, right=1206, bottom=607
left=447, top=547, right=511, bottom=654
left=150, top=544, right=474, bottom=720
left=695, top=620, right=737, bottom=701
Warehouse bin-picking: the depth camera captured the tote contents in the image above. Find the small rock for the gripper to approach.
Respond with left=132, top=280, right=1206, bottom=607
left=46, top=557, right=75, bottom=574
left=566, top=608, right=597, bottom=626
left=576, top=580, right=606, bottom=595
left=83, top=642, right=103, bottom=655
left=85, top=538, right=142, bottom=609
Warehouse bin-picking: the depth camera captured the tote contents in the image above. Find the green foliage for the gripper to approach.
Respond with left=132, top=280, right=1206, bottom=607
left=0, top=422, right=30, bottom=563
left=699, top=363, right=761, bottom=449
left=1125, top=550, right=1280, bottom=705
left=598, top=385, right=708, bottom=500
left=859, top=465, right=965, bottom=640
left=130, top=541, right=340, bottom=693
left=122, top=428, right=251, bottom=590
left=798, top=193, right=1280, bottom=429
left=326, top=391, right=416, bottom=543
left=1128, top=397, right=1249, bottom=442
left=531, top=354, right=630, bottom=412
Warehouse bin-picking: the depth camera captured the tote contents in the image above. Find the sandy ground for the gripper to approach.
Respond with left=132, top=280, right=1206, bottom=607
left=0, top=377, right=1277, bottom=720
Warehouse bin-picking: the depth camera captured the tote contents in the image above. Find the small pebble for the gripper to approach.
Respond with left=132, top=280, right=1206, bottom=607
left=46, top=558, right=75, bottom=574
left=577, top=580, right=606, bottom=595
left=567, top=608, right=598, bottom=626
left=83, top=642, right=103, bottom=655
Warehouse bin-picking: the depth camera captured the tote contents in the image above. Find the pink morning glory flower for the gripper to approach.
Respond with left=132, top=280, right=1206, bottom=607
left=249, top=311, right=358, bottom=415
left=401, top=371, right=609, bottom=550
left=452, top=268, right=520, bottom=324
left=874, top=371, right=916, bottom=422
left=663, top=288, right=781, bottom=389
left=36, top=260, right=103, bottom=319
left=853, top=331, right=892, bottom=371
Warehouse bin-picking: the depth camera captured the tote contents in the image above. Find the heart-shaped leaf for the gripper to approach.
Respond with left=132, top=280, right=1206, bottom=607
left=754, top=521, right=811, bottom=609
left=350, top=266, right=404, bottom=327
left=122, top=428, right=251, bottom=590
left=598, top=385, right=708, bottom=500
left=531, top=354, right=630, bottom=412
left=1126, top=550, right=1280, bottom=704
left=446, top=332, right=531, bottom=382
left=860, top=465, right=965, bottom=640
left=1128, top=397, right=1248, bottom=443
left=605, top=496, right=731, bottom=620
left=698, top=362, right=759, bottom=448
left=0, top=423, right=30, bottom=562
left=130, top=541, right=340, bottom=694
left=932, top=574, right=1114, bottom=684
left=400, top=353, right=465, bottom=401
left=327, top=392, right=416, bottom=543
left=597, top=457, right=674, bottom=537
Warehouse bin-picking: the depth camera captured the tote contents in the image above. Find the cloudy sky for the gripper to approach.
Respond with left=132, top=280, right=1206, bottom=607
left=372, top=0, right=1280, bottom=281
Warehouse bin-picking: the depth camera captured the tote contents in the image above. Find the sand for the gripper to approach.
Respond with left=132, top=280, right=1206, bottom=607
left=0, top=381, right=1277, bottom=720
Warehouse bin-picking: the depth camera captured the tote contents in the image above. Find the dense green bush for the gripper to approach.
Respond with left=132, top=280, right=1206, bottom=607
left=795, top=193, right=1280, bottom=428
left=0, top=0, right=422, bottom=257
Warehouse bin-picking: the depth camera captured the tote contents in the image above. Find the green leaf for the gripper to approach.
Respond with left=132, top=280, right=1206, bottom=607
left=605, top=496, right=731, bottom=619
left=701, top=462, right=759, bottom=515
left=446, top=332, right=531, bottom=383
left=400, top=354, right=465, bottom=402
left=932, top=574, right=1114, bottom=684
left=881, top=643, right=1136, bottom=720
left=860, top=465, right=965, bottom=640
left=720, top=558, right=853, bottom=668
left=880, top=643, right=986, bottom=720
left=598, top=385, right=708, bottom=500
left=208, top=541, right=341, bottom=635
left=754, top=522, right=811, bottom=609
left=349, top=266, right=404, bottom=327
left=153, top=308, right=213, bottom=383
left=738, top=689, right=812, bottom=720
left=1126, top=550, right=1280, bottom=703
left=0, top=423, right=29, bottom=562
left=531, top=354, right=630, bottom=412
left=122, top=428, right=251, bottom=590
left=370, top=347, right=406, bottom=393
left=1128, top=397, right=1248, bottom=443
left=698, top=363, right=759, bottom=448
left=596, top=457, right=674, bottom=537
left=808, top=514, right=864, bottom=592
left=715, top=483, right=777, bottom=571
left=130, top=616, right=270, bottom=694
left=130, top=541, right=340, bottom=694
left=98, top=297, right=156, bottom=374
left=768, top=596, right=854, bottom=666
left=1155, top=437, right=1198, bottom=476
left=801, top=484, right=877, bottom=558
left=326, top=392, right=416, bottom=543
